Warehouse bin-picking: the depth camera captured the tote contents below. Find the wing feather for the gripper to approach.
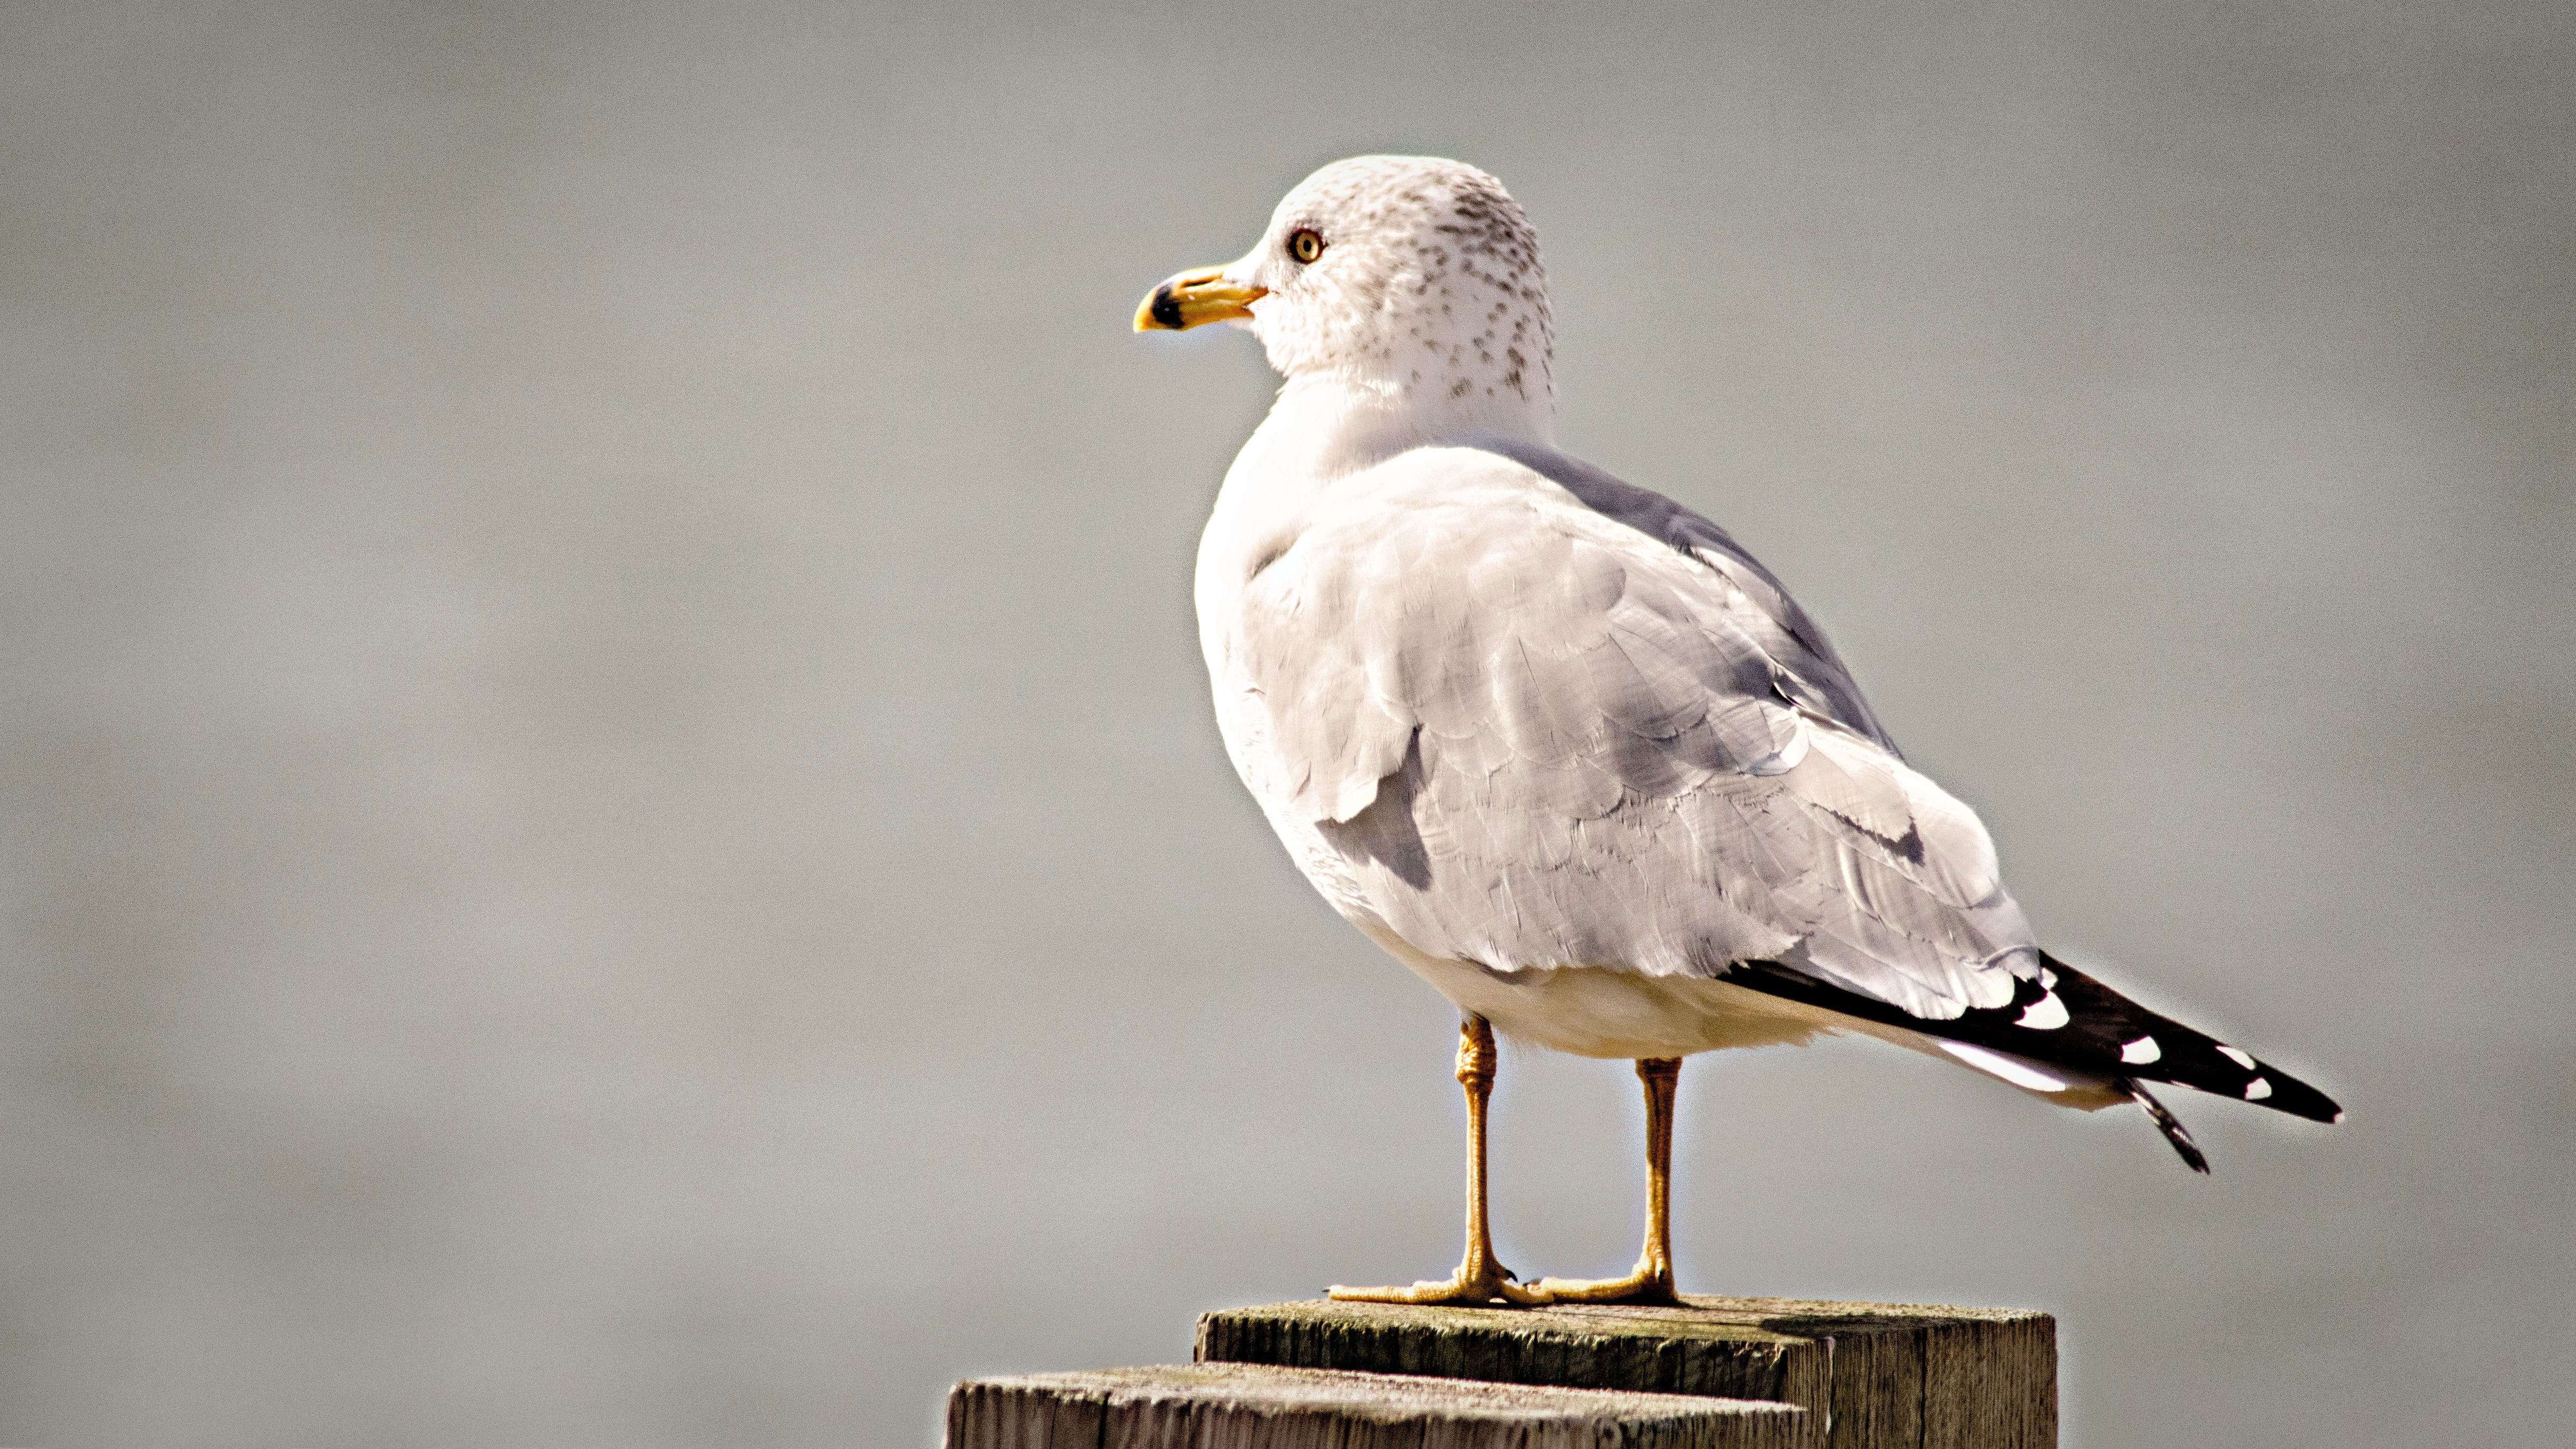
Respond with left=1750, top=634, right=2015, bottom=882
left=1224, top=444, right=2032, bottom=1025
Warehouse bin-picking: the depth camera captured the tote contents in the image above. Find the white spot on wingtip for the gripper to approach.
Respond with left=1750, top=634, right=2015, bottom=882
left=2015, top=992, right=2069, bottom=1030
left=2039, top=966, right=2058, bottom=989
left=2217, top=1044, right=2256, bottom=1070
left=2331, top=1109, right=2346, bottom=1124
left=2120, top=1035, right=2162, bottom=1065
left=2245, top=1076, right=2273, bottom=1101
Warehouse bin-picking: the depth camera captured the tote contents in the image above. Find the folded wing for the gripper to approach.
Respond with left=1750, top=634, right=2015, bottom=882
left=1228, top=444, right=2041, bottom=1024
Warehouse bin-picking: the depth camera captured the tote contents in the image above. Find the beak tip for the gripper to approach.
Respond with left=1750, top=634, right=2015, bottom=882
left=1134, top=283, right=1183, bottom=332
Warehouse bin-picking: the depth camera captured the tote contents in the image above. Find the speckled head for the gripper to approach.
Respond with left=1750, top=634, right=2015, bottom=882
left=1141, top=156, right=1555, bottom=433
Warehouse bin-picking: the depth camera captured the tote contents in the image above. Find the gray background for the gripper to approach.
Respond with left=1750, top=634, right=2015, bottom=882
left=5, top=2, right=2570, bottom=1445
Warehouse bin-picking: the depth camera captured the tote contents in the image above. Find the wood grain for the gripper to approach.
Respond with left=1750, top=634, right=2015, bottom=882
left=945, top=1362, right=1807, bottom=1448
left=1194, top=1296, right=2055, bottom=1448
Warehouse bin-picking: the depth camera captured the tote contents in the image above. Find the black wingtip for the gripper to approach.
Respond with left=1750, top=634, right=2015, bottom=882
left=1719, top=951, right=2337, bottom=1160
left=2033, top=951, right=2342, bottom=1126
left=2253, top=1068, right=2344, bottom=1125
left=2129, top=1080, right=2212, bottom=1174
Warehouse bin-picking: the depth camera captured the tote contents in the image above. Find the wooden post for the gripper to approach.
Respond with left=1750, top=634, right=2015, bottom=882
left=942, top=1296, right=2054, bottom=1447
left=945, top=1362, right=1806, bottom=1448
left=1196, top=1297, right=2055, bottom=1449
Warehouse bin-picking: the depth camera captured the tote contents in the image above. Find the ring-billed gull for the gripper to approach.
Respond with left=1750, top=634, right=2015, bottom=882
left=1135, top=155, right=2339, bottom=1307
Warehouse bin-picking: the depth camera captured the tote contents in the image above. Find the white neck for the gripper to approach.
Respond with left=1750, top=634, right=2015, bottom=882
left=1245, top=371, right=1555, bottom=481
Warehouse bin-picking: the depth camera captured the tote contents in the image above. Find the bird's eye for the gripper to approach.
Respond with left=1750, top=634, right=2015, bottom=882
left=1287, top=228, right=1326, bottom=264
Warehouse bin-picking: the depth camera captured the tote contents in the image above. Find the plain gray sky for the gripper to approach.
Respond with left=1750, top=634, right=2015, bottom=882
left=4, top=2, right=2571, bottom=1445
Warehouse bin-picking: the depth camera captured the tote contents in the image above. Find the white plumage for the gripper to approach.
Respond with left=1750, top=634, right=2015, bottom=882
left=1211, top=440, right=2069, bottom=1063
left=1184, top=157, right=2070, bottom=1087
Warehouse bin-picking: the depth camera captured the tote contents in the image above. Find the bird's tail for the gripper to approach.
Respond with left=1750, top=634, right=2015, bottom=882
left=2125, top=1080, right=2209, bottom=1174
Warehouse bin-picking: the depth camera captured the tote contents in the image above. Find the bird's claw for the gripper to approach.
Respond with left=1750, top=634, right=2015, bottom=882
left=1329, top=1260, right=1552, bottom=1306
left=1534, top=1258, right=1681, bottom=1306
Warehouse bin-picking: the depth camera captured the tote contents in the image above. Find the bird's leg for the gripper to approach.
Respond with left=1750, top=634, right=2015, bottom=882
left=1538, top=1056, right=1684, bottom=1305
left=1330, top=1014, right=1550, bottom=1306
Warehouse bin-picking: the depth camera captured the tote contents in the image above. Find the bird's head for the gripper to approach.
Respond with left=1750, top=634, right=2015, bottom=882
left=1137, top=155, right=1555, bottom=436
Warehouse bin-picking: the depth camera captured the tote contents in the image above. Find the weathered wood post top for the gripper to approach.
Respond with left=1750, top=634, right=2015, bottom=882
left=1194, top=1295, right=2055, bottom=1448
left=945, top=1294, right=2055, bottom=1447
left=948, top=1362, right=1804, bottom=1448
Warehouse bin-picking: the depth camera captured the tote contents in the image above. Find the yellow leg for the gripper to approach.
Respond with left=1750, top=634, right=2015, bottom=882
left=1330, top=1015, right=1551, bottom=1306
left=1538, top=1057, right=1683, bottom=1305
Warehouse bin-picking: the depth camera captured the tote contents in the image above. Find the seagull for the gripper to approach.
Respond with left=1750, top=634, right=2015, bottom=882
left=1135, top=155, right=2340, bottom=1307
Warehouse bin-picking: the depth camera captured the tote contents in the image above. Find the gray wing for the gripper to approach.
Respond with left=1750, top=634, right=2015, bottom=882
left=1478, top=436, right=1899, bottom=756
left=1230, top=444, right=2036, bottom=1022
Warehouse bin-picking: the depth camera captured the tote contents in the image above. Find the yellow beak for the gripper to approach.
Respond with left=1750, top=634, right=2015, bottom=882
left=1134, top=266, right=1268, bottom=331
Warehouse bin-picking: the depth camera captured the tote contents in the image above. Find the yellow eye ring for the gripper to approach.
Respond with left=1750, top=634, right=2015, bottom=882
left=1287, top=228, right=1326, bottom=264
